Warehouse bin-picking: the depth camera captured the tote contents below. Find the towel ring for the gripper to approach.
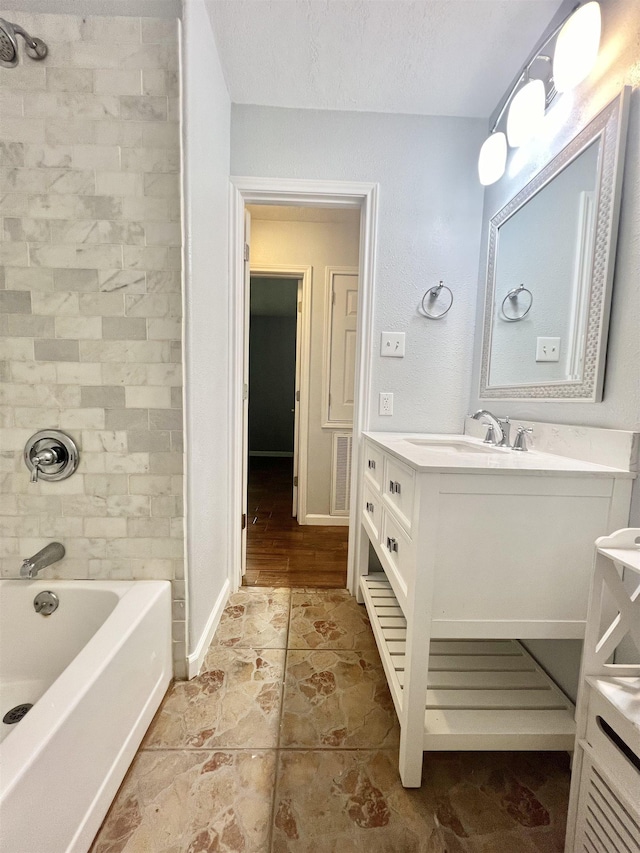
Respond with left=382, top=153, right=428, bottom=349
left=500, top=284, right=533, bottom=322
left=421, top=281, right=453, bottom=320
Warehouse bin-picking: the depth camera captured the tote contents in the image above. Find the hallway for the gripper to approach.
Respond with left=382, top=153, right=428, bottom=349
left=245, top=457, right=349, bottom=588
left=92, top=586, right=571, bottom=852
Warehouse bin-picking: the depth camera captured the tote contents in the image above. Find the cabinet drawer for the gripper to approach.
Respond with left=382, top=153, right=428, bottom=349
left=381, top=509, right=413, bottom=593
left=362, top=481, right=381, bottom=540
left=364, top=441, right=384, bottom=492
left=384, top=454, right=415, bottom=532
left=584, top=689, right=640, bottom=804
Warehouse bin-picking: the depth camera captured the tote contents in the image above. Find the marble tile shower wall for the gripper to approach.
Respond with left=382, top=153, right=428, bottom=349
left=0, top=13, right=187, bottom=673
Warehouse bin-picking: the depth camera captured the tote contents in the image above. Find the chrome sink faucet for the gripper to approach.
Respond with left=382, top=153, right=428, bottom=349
left=469, top=410, right=511, bottom=447
left=20, top=542, right=65, bottom=578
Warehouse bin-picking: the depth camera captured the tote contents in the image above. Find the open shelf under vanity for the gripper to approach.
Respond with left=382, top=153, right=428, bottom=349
left=361, top=572, right=576, bottom=753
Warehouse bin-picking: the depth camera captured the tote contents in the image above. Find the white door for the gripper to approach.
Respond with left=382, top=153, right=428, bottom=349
left=241, top=210, right=251, bottom=575
left=327, top=270, right=359, bottom=425
left=292, top=281, right=302, bottom=517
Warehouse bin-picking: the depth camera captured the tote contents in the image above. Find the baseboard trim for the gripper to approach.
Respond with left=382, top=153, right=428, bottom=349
left=303, top=513, right=350, bottom=526
left=187, top=577, right=230, bottom=679
left=249, top=451, right=294, bottom=458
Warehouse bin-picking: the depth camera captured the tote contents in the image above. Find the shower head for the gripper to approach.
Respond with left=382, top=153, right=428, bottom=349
left=0, top=18, right=47, bottom=69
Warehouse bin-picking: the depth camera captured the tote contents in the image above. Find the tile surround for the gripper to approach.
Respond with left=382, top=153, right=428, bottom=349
left=92, top=588, right=571, bottom=852
left=0, top=11, right=185, bottom=671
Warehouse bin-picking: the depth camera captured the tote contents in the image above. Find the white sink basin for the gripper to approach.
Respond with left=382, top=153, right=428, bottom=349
left=403, top=439, right=503, bottom=454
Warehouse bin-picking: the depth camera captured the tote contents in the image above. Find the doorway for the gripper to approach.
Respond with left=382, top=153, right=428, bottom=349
left=244, top=207, right=360, bottom=588
left=229, top=179, right=379, bottom=596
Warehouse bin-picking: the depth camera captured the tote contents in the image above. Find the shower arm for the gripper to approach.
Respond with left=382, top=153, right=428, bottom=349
left=11, top=21, right=39, bottom=49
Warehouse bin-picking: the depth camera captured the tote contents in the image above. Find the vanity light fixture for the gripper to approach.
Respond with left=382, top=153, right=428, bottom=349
left=553, top=1, right=602, bottom=93
left=478, top=132, right=508, bottom=187
left=477, top=1, right=601, bottom=185
left=506, top=77, right=546, bottom=147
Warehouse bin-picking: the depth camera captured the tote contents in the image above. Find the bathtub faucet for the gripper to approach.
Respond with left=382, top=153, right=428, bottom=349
left=20, top=542, right=65, bottom=578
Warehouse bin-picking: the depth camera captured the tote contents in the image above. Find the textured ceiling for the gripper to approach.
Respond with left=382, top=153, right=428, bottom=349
left=206, top=0, right=563, bottom=118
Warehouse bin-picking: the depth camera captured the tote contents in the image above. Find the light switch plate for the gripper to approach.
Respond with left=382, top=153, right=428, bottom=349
left=536, top=337, right=561, bottom=362
left=380, top=332, right=405, bottom=358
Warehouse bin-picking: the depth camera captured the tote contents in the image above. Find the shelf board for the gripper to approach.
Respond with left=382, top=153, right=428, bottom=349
left=586, top=675, right=640, bottom=736
left=598, top=546, right=640, bottom=575
left=361, top=573, right=576, bottom=752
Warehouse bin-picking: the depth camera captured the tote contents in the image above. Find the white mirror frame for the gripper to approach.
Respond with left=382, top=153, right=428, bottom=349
left=479, top=88, right=630, bottom=402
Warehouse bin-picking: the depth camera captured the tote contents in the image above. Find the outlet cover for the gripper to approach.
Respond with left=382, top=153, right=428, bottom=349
left=536, top=337, right=561, bottom=362
left=379, top=392, right=393, bottom=416
left=380, top=332, right=405, bottom=358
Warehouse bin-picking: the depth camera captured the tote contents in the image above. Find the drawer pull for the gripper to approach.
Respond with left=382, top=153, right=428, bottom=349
left=368, top=459, right=376, bottom=470
left=386, top=536, right=398, bottom=554
left=389, top=480, right=401, bottom=495
left=366, top=501, right=375, bottom=513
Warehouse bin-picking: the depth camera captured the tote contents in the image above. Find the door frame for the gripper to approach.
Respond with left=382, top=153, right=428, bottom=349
left=229, top=177, right=379, bottom=595
left=249, top=265, right=312, bottom=523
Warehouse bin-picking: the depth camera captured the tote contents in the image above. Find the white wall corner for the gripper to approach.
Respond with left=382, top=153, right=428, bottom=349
left=187, top=577, right=230, bottom=679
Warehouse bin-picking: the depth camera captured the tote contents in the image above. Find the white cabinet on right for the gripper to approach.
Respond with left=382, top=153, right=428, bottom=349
left=357, top=428, right=637, bottom=787
left=564, top=528, right=640, bottom=853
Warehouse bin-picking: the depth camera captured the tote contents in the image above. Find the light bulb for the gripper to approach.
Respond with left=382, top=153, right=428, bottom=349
left=506, top=79, right=546, bottom=147
left=478, top=132, right=507, bottom=186
left=553, top=2, right=601, bottom=93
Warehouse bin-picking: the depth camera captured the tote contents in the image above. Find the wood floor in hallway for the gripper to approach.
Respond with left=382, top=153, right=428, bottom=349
left=244, top=456, right=348, bottom=588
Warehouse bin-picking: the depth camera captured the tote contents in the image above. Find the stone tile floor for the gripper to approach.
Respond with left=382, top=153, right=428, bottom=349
left=91, top=588, right=571, bottom=852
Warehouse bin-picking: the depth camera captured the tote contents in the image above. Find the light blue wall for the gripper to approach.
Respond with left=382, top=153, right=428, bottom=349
left=231, top=106, right=487, bottom=437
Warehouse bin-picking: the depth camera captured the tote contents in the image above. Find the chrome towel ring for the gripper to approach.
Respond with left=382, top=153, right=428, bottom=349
left=421, top=281, right=453, bottom=319
left=500, top=284, right=533, bottom=322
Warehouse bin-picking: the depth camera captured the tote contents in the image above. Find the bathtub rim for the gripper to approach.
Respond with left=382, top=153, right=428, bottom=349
left=0, top=578, right=172, bottom=803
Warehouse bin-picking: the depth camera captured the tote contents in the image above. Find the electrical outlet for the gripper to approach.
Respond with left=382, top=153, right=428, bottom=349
left=380, top=332, right=405, bottom=358
left=536, top=337, right=561, bottom=362
left=379, top=392, right=393, bottom=416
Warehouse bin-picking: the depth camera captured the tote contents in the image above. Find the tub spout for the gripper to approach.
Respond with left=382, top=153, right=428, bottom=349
left=20, top=542, right=65, bottom=578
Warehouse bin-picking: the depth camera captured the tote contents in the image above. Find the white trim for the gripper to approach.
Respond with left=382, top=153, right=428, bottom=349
left=321, top=266, right=359, bottom=429
left=304, top=513, right=350, bottom=526
left=293, top=278, right=303, bottom=517
left=250, top=264, right=311, bottom=524
left=187, top=577, right=230, bottom=679
left=249, top=451, right=294, bottom=458
left=229, top=178, right=379, bottom=596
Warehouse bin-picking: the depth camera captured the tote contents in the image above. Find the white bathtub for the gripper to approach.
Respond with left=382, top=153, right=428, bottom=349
left=0, top=579, right=172, bottom=853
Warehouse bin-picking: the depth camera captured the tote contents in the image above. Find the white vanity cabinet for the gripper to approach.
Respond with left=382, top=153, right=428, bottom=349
left=357, top=432, right=634, bottom=787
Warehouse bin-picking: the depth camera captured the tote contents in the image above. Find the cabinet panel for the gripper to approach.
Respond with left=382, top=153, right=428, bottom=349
left=362, top=481, right=381, bottom=541
left=433, top=491, right=611, bottom=624
left=384, top=454, right=415, bottom=532
left=363, top=441, right=384, bottom=492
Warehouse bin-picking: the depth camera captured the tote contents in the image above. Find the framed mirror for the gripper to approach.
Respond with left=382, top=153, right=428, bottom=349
left=479, top=89, right=630, bottom=401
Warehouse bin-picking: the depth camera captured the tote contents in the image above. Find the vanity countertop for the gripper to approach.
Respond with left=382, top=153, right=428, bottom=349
left=363, top=432, right=635, bottom=478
